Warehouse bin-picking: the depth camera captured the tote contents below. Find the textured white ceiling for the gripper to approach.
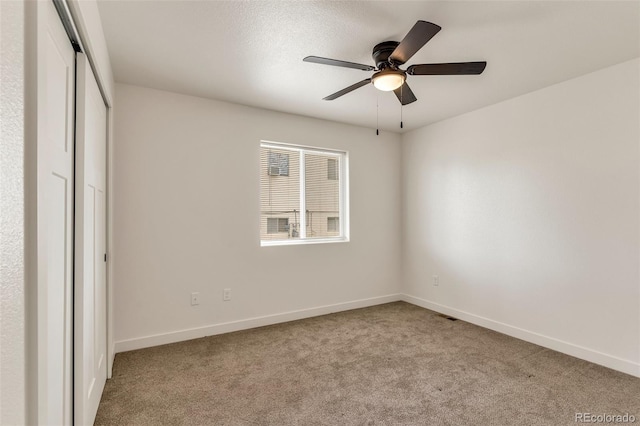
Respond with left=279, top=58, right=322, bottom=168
left=97, top=1, right=639, bottom=133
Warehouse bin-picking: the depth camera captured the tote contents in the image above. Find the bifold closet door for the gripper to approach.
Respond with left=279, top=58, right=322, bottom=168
left=37, top=0, right=75, bottom=423
left=74, top=52, right=108, bottom=426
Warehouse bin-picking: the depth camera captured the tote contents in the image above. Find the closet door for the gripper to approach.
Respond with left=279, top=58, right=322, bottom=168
left=74, top=53, right=108, bottom=426
left=37, top=1, right=75, bottom=424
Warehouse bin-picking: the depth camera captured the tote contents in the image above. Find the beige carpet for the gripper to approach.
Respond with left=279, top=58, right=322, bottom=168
left=95, top=302, right=639, bottom=425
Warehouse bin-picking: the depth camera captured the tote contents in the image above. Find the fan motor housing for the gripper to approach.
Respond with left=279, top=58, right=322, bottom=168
left=372, top=41, right=400, bottom=69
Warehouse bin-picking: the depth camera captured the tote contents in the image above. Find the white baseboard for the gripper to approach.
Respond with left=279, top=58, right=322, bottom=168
left=114, top=294, right=402, bottom=353
left=401, top=294, right=640, bottom=378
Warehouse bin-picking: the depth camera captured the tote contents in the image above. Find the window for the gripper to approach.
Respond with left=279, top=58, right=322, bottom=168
left=268, top=152, right=289, bottom=176
left=267, top=218, right=289, bottom=234
left=260, top=141, right=349, bottom=246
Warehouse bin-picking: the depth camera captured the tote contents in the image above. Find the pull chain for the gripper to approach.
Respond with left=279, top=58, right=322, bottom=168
left=376, top=91, right=379, bottom=136
left=400, top=84, right=404, bottom=129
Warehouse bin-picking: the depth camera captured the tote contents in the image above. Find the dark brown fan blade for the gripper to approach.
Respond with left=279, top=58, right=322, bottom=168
left=323, top=79, right=371, bottom=100
left=393, top=82, right=417, bottom=105
left=407, top=62, right=487, bottom=75
left=389, top=21, right=441, bottom=65
left=304, top=56, right=375, bottom=71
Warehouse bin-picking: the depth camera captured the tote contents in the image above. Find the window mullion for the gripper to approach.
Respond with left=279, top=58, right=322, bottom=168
left=299, top=149, right=306, bottom=239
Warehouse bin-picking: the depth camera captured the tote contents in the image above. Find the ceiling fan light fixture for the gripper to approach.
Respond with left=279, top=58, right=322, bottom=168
left=372, top=69, right=406, bottom=91
left=304, top=20, right=486, bottom=105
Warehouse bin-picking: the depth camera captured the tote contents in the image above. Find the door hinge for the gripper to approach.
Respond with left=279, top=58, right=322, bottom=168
left=104, top=253, right=107, bottom=262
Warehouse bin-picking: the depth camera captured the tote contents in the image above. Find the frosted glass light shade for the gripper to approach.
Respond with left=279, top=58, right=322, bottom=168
left=372, top=71, right=406, bottom=91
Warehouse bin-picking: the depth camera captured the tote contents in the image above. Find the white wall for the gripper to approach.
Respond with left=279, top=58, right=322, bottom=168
left=113, top=84, right=402, bottom=350
left=402, top=59, right=640, bottom=376
left=1, top=1, right=26, bottom=423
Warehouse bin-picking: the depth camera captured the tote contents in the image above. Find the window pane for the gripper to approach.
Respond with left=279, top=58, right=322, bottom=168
left=267, top=218, right=278, bottom=234
left=278, top=218, right=289, bottom=232
left=305, top=153, right=340, bottom=239
left=260, top=142, right=347, bottom=245
left=266, top=218, right=290, bottom=234
left=260, top=148, right=300, bottom=240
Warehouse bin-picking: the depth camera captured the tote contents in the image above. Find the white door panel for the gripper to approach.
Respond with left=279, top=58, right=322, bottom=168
left=75, top=52, right=108, bottom=426
left=45, top=175, right=69, bottom=424
left=37, top=1, right=75, bottom=424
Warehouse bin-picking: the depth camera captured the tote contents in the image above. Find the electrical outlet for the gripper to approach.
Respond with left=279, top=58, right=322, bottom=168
left=191, top=292, right=200, bottom=306
left=433, top=275, right=439, bottom=286
left=223, top=288, right=231, bottom=301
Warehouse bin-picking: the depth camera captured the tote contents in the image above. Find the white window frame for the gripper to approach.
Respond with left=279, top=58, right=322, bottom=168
left=260, top=140, right=350, bottom=247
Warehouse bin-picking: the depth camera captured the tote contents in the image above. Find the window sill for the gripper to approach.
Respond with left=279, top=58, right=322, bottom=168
left=260, top=237, right=349, bottom=247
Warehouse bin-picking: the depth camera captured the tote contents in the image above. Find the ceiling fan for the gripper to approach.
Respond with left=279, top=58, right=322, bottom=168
left=303, top=20, right=487, bottom=105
